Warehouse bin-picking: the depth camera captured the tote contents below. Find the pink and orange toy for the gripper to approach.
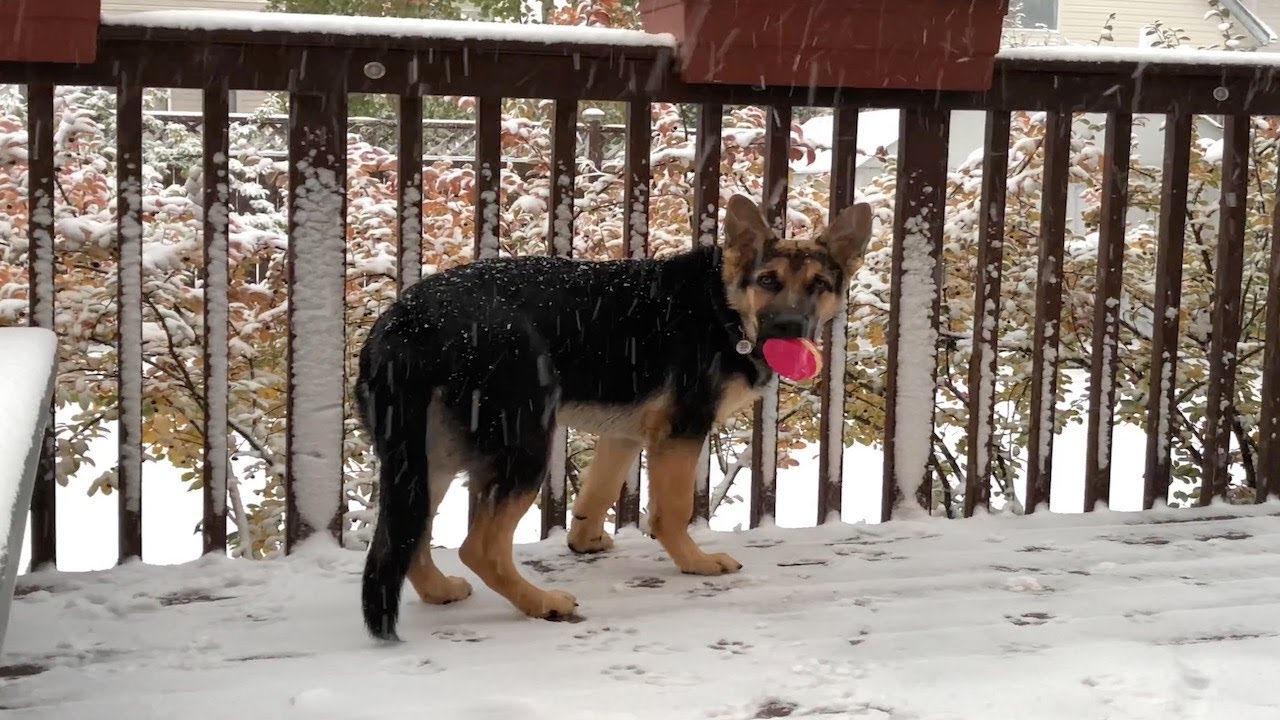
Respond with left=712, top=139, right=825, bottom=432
left=761, top=338, right=823, bottom=382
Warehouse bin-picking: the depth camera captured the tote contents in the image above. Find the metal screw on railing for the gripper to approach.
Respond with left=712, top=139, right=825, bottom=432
left=1213, top=86, right=1230, bottom=102
left=364, top=61, right=387, bottom=80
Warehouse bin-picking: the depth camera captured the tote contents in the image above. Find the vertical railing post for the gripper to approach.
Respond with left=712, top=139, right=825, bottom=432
left=201, top=81, right=231, bottom=555
left=615, top=98, right=651, bottom=530
left=1083, top=112, right=1132, bottom=511
left=1260, top=165, right=1280, bottom=500
left=285, top=89, right=348, bottom=550
left=465, top=93, right=504, bottom=529
left=1024, top=112, right=1071, bottom=514
left=26, top=82, right=57, bottom=570
left=397, top=93, right=424, bottom=292
left=963, top=111, right=1010, bottom=517
left=817, top=104, right=858, bottom=524
left=1202, top=115, right=1250, bottom=504
left=117, top=72, right=145, bottom=561
left=692, top=102, right=722, bottom=524
left=1143, top=113, right=1192, bottom=509
left=474, top=95, right=502, bottom=261
left=541, top=97, right=577, bottom=539
left=749, top=104, right=790, bottom=529
left=882, top=108, right=949, bottom=521
left=584, top=107, right=605, bottom=171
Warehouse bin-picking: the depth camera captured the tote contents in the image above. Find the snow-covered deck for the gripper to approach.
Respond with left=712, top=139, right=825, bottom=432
left=6, top=508, right=1280, bottom=719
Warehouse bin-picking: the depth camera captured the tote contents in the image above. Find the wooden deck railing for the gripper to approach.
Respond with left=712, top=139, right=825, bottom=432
left=3, top=15, right=1279, bottom=568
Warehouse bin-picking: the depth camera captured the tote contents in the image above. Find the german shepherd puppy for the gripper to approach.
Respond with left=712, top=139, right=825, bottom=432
left=358, top=194, right=872, bottom=639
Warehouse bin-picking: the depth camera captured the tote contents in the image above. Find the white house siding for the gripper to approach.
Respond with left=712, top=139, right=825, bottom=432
left=103, top=0, right=270, bottom=113
left=1011, top=0, right=1275, bottom=50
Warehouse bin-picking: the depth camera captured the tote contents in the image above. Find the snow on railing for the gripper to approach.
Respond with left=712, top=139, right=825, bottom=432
left=0, top=328, right=57, bottom=652
left=0, top=19, right=1278, bottom=569
left=103, top=10, right=677, bottom=47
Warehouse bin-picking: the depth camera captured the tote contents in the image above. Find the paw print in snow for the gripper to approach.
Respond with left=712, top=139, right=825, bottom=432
left=1005, top=612, right=1053, bottom=626
left=602, top=663, right=648, bottom=681
left=555, top=624, right=636, bottom=652
left=432, top=628, right=487, bottom=643
left=376, top=655, right=445, bottom=675
left=601, top=663, right=697, bottom=687
left=625, top=576, right=665, bottom=589
left=708, top=638, right=752, bottom=657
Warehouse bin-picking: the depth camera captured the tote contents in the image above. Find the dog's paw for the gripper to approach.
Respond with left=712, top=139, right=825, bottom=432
left=567, top=529, right=614, bottom=555
left=521, top=589, right=579, bottom=620
left=678, top=552, right=742, bottom=576
left=417, top=575, right=473, bottom=605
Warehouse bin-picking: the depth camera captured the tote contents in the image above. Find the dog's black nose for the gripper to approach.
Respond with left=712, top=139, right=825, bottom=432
left=762, top=314, right=809, bottom=339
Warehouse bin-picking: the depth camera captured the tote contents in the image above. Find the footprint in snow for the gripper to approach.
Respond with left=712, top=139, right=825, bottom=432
left=631, top=640, right=683, bottom=655
left=600, top=663, right=697, bottom=687
left=375, top=655, right=445, bottom=676
left=624, top=576, right=665, bottom=589
left=1005, top=612, right=1053, bottom=626
left=555, top=624, right=637, bottom=652
left=707, top=638, right=752, bottom=657
left=847, top=629, right=871, bottom=646
left=432, top=628, right=488, bottom=643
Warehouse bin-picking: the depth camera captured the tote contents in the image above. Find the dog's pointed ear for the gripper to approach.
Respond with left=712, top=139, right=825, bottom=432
left=822, top=202, right=874, bottom=274
left=723, top=194, right=775, bottom=257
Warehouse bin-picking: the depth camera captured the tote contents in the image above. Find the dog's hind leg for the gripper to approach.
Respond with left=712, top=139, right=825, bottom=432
left=406, top=465, right=472, bottom=605
left=567, top=436, right=641, bottom=554
left=461, top=487, right=577, bottom=619
left=647, top=437, right=742, bottom=576
left=449, top=320, right=577, bottom=619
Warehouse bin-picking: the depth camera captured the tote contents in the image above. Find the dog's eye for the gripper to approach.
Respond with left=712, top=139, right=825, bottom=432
left=809, top=278, right=833, bottom=294
left=755, top=273, right=782, bottom=291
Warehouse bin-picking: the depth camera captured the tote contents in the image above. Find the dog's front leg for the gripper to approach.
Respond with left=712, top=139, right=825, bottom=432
left=646, top=437, right=742, bottom=576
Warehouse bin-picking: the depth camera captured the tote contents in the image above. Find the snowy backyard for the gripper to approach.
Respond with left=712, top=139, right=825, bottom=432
left=7, top=505, right=1280, bottom=719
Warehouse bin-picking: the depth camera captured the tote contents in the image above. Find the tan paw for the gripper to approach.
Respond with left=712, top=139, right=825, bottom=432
left=677, top=552, right=742, bottom=576
left=567, top=526, right=614, bottom=554
left=520, top=589, right=579, bottom=620
left=417, top=575, right=473, bottom=605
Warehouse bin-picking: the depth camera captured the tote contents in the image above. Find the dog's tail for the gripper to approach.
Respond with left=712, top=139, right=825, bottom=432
left=358, top=339, right=432, bottom=641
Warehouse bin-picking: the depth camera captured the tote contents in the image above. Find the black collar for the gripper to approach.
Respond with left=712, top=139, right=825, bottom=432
left=703, top=250, right=773, bottom=386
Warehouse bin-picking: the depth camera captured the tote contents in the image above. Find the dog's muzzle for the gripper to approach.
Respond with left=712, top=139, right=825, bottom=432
left=758, top=313, right=814, bottom=342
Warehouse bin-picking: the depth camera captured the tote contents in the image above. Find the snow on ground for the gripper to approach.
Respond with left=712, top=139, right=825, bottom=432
left=7, top=505, right=1280, bottom=719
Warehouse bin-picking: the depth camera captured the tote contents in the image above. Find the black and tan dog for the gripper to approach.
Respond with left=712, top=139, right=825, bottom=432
left=357, top=194, right=872, bottom=639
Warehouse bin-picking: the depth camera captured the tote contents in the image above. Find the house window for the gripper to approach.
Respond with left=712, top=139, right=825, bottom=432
left=1012, top=0, right=1059, bottom=30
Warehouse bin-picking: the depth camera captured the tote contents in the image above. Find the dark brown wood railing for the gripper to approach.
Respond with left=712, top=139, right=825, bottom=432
left=3, top=17, right=1280, bottom=568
